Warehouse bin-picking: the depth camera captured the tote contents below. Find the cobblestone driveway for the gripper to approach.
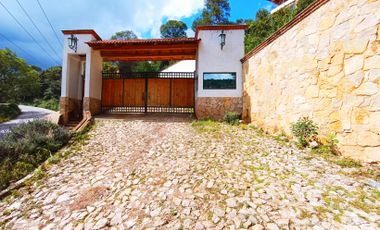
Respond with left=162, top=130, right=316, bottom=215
left=0, top=115, right=379, bottom=229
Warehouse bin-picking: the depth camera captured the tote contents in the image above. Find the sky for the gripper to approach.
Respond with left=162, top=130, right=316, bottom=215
left=0, top=0, right=275, bottom=69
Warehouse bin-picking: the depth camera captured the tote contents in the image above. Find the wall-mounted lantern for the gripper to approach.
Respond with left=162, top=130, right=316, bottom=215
left=219, top=30, right=226, bottom=50
left=68, top=34, right=78, bottom=52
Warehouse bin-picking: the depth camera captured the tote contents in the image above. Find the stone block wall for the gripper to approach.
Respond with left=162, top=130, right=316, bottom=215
left=196, top=97, right=243, bottom=120
left=242, top=0, right=380, bottom=162
left=59, top=97, right=82, bottom=124
left=83, top=97, right=101, bottom=117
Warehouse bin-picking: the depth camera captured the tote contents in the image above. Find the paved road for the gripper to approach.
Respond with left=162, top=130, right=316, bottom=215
left=0, top=117, right=378, bottom=229
left=0, top=105, right=55, bottom=139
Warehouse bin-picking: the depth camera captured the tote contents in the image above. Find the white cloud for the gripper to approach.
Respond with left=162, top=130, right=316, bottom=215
left=0, top=0, right=205, bottom=67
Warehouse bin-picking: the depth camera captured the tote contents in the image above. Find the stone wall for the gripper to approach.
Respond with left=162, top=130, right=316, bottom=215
left=196, top=97, right=243, bottom=120
left=59, top=97, right=82, bottom=124
left=242, top=0, right=380, bottom=162
left=83, top=97, right=101, bottom=117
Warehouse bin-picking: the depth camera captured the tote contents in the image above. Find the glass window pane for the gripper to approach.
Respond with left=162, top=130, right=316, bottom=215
left=203, top=73, right=236, bottom=89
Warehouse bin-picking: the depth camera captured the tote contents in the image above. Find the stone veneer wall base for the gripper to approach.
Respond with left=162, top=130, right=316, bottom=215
left=196, top=97, right=242, bottom=120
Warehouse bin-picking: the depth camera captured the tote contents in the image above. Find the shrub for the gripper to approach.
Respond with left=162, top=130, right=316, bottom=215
left=291, top=116, right=318, bottom=147
left=0, top=120, right=70, bottom=190
left=31, top=99, right=59, bottom=111
left=0, top=103, right=21, bottom=123
left=223, top=112, right=240, bottom=125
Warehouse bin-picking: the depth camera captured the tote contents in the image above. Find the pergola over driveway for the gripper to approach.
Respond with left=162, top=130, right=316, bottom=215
left=86, top=38, right=200, bottom=62
left=60, top=25, right=246, bottom=124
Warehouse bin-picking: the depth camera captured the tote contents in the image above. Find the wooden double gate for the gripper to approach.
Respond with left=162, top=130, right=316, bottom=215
left=101, top=72, right=195, bottom=113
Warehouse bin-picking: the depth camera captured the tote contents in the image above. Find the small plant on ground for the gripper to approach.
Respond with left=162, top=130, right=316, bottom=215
left=0, top=120, right=70, bottom=190
left=325, top=133, right=340, bottom=155
left=223, top=112, right=240, bottom=125
left=192, top=119, right=221, bottom=133
left=291, top=116, right=318, bottom=147
left=335, top=158, right=362, bottom=168
left=0, top=103, right=21, bottom=123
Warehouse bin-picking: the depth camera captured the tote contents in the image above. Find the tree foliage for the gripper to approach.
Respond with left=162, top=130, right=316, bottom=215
left=244, top=0, right=315, bottom=53
left=39, top=66, right=61, bottom=100
left=160, top=20, right=188, bottom=38
left=192, top=0, right=231, bottom=31
left=0, top=49, right=39, bottom=103
left=110, top=30, right=138, bottom=40
left=109, top=30, right=173, bottom=73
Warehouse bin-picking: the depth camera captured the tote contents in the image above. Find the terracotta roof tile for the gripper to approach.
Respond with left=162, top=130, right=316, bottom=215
left=87, top=38, right=199, bottom=47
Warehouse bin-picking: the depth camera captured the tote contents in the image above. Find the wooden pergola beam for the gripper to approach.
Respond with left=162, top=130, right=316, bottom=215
left=103, top=55, right=196, bottom=61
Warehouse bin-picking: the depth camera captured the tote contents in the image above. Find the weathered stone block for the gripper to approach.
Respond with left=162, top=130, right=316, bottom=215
left=344, top=55, right=364, bottom=75
left=364, top=56, right=380, bottom=70
left=343, top=39, right=369, bottom=54
left=357, top=131, right=380, bottom=147
left=347, top=71, right=364, bottom=88
left=355, top=82, right=378, bottom=96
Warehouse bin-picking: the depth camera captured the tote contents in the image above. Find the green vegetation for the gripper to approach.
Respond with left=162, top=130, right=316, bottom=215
left=244, top=0, right=316, bottom=52
left=335, top=157, right=362, bottom=168
left=192, top=0, right=231, bottom=31
left=223, top=112, right=240, bottom=125
left=0, top=49, right=61, bottom=110
left=291, top=116, right=319, bottom=147
left=0, top=103, right=21, bottom=123
left=0, top=120, right=70, bottom=190
left=160, top=20, right=188, bottom=38
left=192, top=119, right=222, bottom=133
left=27, top=98, right=59, bottom=111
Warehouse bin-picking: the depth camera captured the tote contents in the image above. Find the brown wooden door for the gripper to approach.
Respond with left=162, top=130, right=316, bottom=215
left=123, top=79, right=145, bottom=106
left=147, top=79, right=170, bottom=106
left=101, top=74, right=194, bottom=113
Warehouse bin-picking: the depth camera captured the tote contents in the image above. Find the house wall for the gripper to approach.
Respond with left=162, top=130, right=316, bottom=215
left=60, top=33, right=102, bottom=123
left=196, top=29, right=245, bottom=119
left=242, top=0, right=380, bottom=162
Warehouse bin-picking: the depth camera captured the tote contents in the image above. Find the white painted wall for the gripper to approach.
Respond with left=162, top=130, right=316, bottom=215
left=161, top=60, right=195, bottom=72
left=61, top=34, right=102, bottom=100
left=65, top=55, right=82, bottom=100
left=85, top=49, right=102, bottom=99
left=196, top=29, right=245, bottom=97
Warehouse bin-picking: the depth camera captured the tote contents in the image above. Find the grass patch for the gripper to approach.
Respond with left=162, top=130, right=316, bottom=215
left=0, top=103, right=21, bottom=123
left=311, top=146, right=362, bottom=168
left=223, top=112, right=240, bottom=125
left=192, top=119, right=222, bottom=133
left=335, top=158, right=362, bottom=168
left=27, top=99, right=59, bottom=111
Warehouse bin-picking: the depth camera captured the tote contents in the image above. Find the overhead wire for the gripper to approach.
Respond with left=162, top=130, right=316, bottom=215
left=0, top=31, right=45, bottom=67
left=0, top=0, right=61, bottom=66
left=36, top=0, right=63, bottom=49
left=15, top=0, right=62, bottom=63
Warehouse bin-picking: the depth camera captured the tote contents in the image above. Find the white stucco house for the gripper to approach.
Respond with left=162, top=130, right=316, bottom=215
left=60, top=25, right=247, bottom=124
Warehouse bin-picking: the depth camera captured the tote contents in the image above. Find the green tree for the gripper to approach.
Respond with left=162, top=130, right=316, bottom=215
left=192, top=0, right=231, bottom=31
left=110, top=30, right=138, bottom=40
left=160, top=20, right=188, bottom=38
left=296, top=0, right=315, bottom=13
left=0, top=49, right=39, bottom=103
left=110, top=30, right=138, bottom=72
left=38, top=66, right=61, bottom=100
left=244, top=0, right=314, bottom=54
left=103, top=62, right=118, bottom=72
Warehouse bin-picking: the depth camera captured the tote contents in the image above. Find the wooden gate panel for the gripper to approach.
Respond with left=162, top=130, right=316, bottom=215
left=147, top=79, right=170, bottom=106
left=123, top=79, right=145, bottom=106
left=171, top=79, right=194, bottom=107
left=102, top=79, right=123, bottom=106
